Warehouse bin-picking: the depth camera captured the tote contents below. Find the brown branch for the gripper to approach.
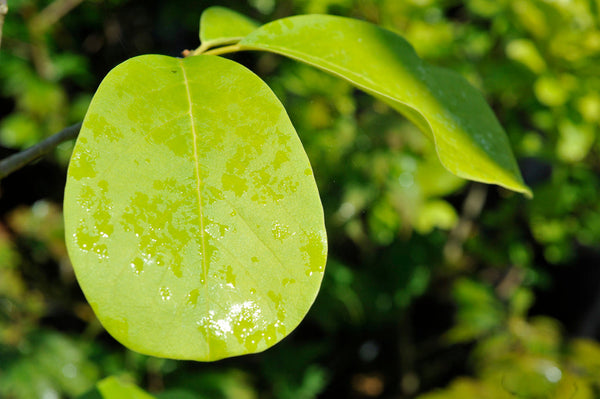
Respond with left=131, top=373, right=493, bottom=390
left=29, top=0, right=85, bottom=34
left=0, top=122, right=81, bottom=180
left=443, top=183, right=488, bottom=266
left=26, top=0, right=85, bottom=78
left=0, top=0, right=8, bottom=49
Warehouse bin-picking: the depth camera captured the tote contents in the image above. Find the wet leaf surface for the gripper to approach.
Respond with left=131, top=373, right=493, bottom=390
left=64, top=54, right=327, bottom=361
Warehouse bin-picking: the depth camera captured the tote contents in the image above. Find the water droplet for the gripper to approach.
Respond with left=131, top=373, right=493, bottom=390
left=282, top=278, right=296, bottom=286
left=250, top=288, right=256, bottom=295
left=302, top=231, right=327, bottom=277
left=130, top=257, right=144, bottom=275
left=271, top=221, right=290, bottom=241
left=224, top=265, right=236, bottom=287
left=159, top=287, right=171, bottom=301
left=69, top=150, right=97, bottom=180
left=186, top=289, right=199, bottom=305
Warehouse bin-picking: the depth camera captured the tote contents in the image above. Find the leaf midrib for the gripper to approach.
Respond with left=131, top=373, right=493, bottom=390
left=179, top=59, right=211, bottom=359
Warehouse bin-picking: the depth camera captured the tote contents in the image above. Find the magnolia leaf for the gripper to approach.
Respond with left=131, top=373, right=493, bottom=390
left=64, top=54, right=327, bottom=361
left=199, top=6, right=259, bottom=50
left=240, top=15, right=532, bottom=196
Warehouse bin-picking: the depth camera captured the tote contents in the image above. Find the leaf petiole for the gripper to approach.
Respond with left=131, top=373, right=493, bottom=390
left=187, top=43, right=243, bottom=57
left=202, top=44, right=243, bottom=56
left=189, top=43, right=210, bottom=56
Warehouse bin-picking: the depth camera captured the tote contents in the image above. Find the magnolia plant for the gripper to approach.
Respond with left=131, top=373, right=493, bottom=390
left=62, top=6, right=531, bottom=364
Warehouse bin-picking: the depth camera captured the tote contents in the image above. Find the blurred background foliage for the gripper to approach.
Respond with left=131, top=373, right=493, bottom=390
left=1, top=0, right=600, bottom=397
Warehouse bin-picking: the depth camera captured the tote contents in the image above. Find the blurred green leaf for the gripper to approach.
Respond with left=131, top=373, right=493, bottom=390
left=80, top=376, right=156, bottom=399
left=446, top=279, right=504, bottom=343
left=534, top=75, right=572, bottom=107
left=0, top=114, right=41, bottom=149
left=0, top=331, right=99, bottom=399
left=505, top=39, right=546, bottom=73
left=414, top=200, right=457, bottom=234
left=569, top=339, right=600, bottom=386
left=556, top=120, right=595, bottom=163
left=165, top=369, right=257, bottom=399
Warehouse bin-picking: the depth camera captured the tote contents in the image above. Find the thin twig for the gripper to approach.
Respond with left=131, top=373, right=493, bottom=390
left=443, top=183, right=488, bottom=266
left=0, top=0, right=8, bottom=49
left=26, top=0, right=85, bottom=78
left=0, top=122, right=81, bottom=180
left=29, top=0, right=85, bottom=34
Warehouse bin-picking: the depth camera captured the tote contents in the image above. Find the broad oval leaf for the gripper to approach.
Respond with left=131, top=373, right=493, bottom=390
left=240, top=15, right=532, bottom=197
left=64, top=54, right=327, bottom=361
left=199, top=6, right=259, bottom=50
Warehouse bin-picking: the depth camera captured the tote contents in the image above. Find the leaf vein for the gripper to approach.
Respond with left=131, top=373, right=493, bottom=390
left=179, top=59, right=211, bottom=359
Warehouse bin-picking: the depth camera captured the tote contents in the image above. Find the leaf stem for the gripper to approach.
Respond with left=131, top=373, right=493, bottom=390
left=201, top=44, right=244, bottom=57
left=190, top=43, right=210, bottom=56
left=186, top=39, right=244, bottom=57
left=0, top=122, right=82, bottom=180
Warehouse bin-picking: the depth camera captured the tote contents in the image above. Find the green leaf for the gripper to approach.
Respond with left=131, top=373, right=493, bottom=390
left=64, top=54, right=327, bottom=361
left=79, top=377, right=156, bottom=399
left=199, top=6, right=259, bottom=50
left=239, top=15, right=532, bottom=196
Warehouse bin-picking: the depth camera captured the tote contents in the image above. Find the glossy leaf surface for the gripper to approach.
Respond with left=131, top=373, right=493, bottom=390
left=64, top=54, right=327, bottom=361
left=240, top=15, right=532, bottom=196
left=199, top=6, right=259, bottom=50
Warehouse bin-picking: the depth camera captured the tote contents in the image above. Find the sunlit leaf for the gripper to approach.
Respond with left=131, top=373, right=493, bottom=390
left=81, top=377, right=156, bottom=399
left=199, top=6, right=259, bottom=50
left=556, top=120, right=594, bottom=163
left=240, top=15, right=532, bottom=196
left=64, top=54, right=327, bottom=361
left=414, top=200, right=458, bottom=234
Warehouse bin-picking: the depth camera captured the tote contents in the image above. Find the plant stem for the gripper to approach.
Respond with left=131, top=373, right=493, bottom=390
left=189, top=43, right=210, bottom=56
left=443, top=183, right=488, bottom=266
left=0, top=0, right=7, bottom=49
left=0, top=122, right=81, bottom=180
left=187, top=39, right=244, bottom=57
left=202, top=44, right=243, bottom=56
left=29, top=0, right=85, bottom=34
left=26, top=0, right=85, bottom=78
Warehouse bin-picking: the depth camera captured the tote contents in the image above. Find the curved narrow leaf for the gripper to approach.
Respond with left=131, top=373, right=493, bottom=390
left=199, top=6, right=259, bottom=50
left=239, top=15, right=532, bottom=196
left=64, top=54, right=327, bottom=361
